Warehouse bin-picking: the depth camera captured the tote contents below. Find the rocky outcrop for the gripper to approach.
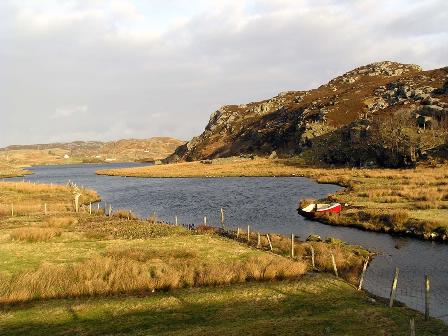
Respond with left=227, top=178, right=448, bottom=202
left=167, top=61, right=448, bottom=166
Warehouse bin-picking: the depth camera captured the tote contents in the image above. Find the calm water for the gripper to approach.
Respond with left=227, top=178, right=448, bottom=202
left=9, top=163, right=448, bottom=322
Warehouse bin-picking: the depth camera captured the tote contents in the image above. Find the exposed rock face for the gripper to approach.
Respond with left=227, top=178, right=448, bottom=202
left=167, top=61, right=448, bottom=166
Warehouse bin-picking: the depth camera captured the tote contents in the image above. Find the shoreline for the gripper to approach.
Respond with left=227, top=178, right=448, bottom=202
left=96, top=157, right=448, bottom=243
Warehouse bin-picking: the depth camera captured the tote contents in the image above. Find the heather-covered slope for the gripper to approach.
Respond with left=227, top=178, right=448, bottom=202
left=168, top=61, right=448, bottom=167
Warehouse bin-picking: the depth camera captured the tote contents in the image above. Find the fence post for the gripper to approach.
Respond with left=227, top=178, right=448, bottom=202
left=108, top=204, right=112, bottom=217
left=11, top=203, right=14, bottom=217
left=97, top=203, right=100, bottom=213
left=175, top=216, right=178, bottom=225
left=410, top=318, right=415, bottom=336
left=389, top=267, right=399, bottom=307
left=310, top=246, right=315, bottom=269
left=291, top=234, right=295, bottom=258
left=247, top=225, right=250, bottom=242
left=237, top=228, right=240, bottom=239
left=204, top=216, right=207, bottom=226
left=220, top=208, right=225, bottom=229
left=44, top=203, right=48, bottom=216
left=331, top=254, right=338, bottom=277
left=358, top=260, right=369, bottom=291
left=266, top=234, right=273, bottom=251
left=89, top=202, right=92, bottom=215
left=425, top=275, right=430, bottom=320
left=74, top=194, right=81, bottom=213
left=257, top=232, right=261, bottom=248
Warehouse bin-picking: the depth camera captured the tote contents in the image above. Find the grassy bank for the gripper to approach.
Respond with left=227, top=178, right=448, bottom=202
left=96, top=157, right=448, bottom=241
left=2, top=275, right=447, bottom=336
left=0, top=164, right=30, bottom=178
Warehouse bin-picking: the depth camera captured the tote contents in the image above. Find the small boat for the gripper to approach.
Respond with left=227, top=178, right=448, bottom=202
left=298, top=202, right=342, bottom=218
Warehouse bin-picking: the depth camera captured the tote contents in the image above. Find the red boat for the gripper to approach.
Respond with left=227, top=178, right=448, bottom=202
left=298, top=202, right=342, bottom=218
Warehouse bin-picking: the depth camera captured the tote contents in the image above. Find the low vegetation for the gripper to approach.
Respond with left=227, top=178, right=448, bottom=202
left=97, top=157, right=448, bottom=241
left=2, top=275, right=447, bottom=336
left=0, top=164, right=29, bottom=178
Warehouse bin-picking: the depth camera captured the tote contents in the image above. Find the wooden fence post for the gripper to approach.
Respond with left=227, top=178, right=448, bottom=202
left=11, top=203, right=14, bottom=217
left=220, top=208, right=225, bottom=229
left=358, top=260, right=369, bottom=291
left=291, top=234, right=295, bottom=258
left=44, top=203, right=48, bottom=216
left=175, top=216, right=178, bottom=225
left=266, top=234, right=273, bottom=251
left=247, top=225, right=250, bottom=242
left=257, top=232, right=261, bottom=248
left=389, top=267, right=399, bottom=307
left=410, top=318, right=415, bottom=336
left=97, top=203, right=100, bottom=212
left=425, top=275, right=430, bottom=320
left=74, top=194, right=81, bottom=213
left=237, top=228, right=240, bottom=239
left=89, top=202, right=92, bottom=215
left=331, top=254, right=338, bottom=277
left=108, top=204, right=112, bottom=217
left=204, top=216, right=207, bottom=226
left=310, top=246, right=315, bottom=269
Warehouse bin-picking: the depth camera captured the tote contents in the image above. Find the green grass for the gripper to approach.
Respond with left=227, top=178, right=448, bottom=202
left=1, top=275, right=446, bottom=336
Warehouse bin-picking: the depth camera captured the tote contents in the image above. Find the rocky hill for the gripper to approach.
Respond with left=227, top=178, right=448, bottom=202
left=168, top=61, right=448, bottom=167
left=0, top=137, right=185, bottom=166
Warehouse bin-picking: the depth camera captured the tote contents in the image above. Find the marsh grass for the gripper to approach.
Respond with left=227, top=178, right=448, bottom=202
left=9, top=227, right=62, bottom=242
left=0, top=248, right=307, bottom=304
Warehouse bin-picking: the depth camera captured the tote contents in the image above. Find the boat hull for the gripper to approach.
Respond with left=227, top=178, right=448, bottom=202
left=297, top=203, right=342, bottom=218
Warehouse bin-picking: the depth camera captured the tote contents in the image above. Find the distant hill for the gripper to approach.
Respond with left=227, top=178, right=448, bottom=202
left=0, top=137, right=186, bottom=166
left=168, top=61, right=448, bottom=167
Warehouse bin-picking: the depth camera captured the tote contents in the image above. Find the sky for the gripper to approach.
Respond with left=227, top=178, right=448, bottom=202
left=0, top=0, right=447, bottom=147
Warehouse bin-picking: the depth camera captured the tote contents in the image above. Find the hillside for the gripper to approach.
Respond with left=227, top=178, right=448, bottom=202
left=0, top=137, right=185, bottom=166
left=168, top=61, right=448, bottom=167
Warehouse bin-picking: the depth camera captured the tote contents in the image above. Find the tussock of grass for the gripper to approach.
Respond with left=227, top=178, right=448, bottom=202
left=9, top=227, right=62, bottom=242
left=43, top=216, right=77, bottom=228
left=111, top=209, right=138, bottom=220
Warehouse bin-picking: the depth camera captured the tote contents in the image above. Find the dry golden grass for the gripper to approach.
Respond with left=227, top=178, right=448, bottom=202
left=227, top=228, right=368, bottom=285
left=97, top=157, right=448, bottom=240
left=43, top=216, right=77, bottom=228
left=9, top=227, right=62, bottom=242
left=0, top=249, right=307, bottom=304
left=0, top=181, right=99, bottom=217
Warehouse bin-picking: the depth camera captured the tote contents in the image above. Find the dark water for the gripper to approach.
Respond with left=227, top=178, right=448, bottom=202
left=9, top=163, right=448, bottom=322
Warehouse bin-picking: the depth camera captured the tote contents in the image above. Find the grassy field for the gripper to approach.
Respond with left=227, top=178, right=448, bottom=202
left=97, top=157, right=448, bottom=241
left=2, top=275, right=447, bottom=336
left=0, top=180, right=446, bottom=334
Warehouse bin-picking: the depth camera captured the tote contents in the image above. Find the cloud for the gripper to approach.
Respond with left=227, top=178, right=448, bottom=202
left=52, top=105, right=88, bottom=119
left=0, top=0, right=447, bottom=146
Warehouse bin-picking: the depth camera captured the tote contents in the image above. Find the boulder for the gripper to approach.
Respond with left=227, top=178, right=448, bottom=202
left=306, top=234, right=322, bottom=242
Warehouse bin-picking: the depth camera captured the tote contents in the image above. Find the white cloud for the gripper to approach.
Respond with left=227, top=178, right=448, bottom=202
left=52, top=105, right=88, bottom=119
left=0, top=0, right=447, bottom=146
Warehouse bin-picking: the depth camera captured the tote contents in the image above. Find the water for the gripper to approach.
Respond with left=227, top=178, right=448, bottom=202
left=9, top=163, right=448, bottom=322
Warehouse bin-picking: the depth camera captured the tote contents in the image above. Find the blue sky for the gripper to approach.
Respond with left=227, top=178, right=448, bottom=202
left=0, top=0, right=447, bottom=146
